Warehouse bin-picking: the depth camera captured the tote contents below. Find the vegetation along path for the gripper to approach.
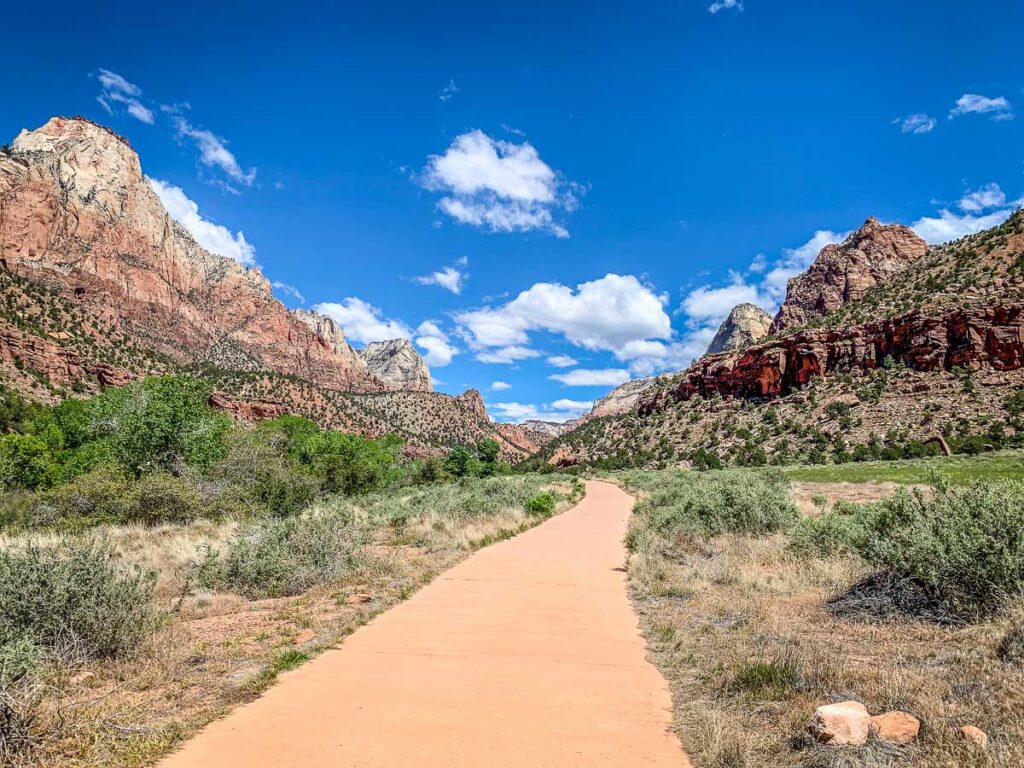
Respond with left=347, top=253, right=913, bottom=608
left=157, top=480, right=689, bottom=767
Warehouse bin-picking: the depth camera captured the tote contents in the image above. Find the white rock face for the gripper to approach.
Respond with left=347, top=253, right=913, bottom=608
left=590, top=376, right=661, bottom=418
left=358, top=339, right=432, bottom=392
left=706, top=303, right=772, bottom=355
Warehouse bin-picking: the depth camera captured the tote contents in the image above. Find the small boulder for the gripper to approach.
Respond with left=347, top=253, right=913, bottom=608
left=959, top=725, right=988, bottom=749
left=293, top=629, right=315, bottom=645
left=869, top=711, right=920, bottom=745
left=808, top=701, right=871, bottom=746
left=345, top=593, right=373, bottom=605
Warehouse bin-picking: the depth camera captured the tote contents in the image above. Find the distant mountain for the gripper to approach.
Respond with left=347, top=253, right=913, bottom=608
left=536, top=212, right=1024, bottom=468
left=706, top=303, right=772, bottom=355
left=0, top=117, right=526, bottom=459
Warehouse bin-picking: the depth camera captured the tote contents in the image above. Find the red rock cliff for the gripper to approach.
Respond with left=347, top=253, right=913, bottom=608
left=0, top=116, right=381, bottom=392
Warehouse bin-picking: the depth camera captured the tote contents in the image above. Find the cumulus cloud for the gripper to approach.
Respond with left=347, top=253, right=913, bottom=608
left=413, top=320, right=458, bottom=367
left=414, top=259, right=467, bottom=294
left=313, top=298, right=411, bottom=345
left=546, top=355, right=578, bottom=368
left=95, top=69, right=154, bottom=124
left=456, top=274, right=671, bottom=358
left=148, top=177, right=257, bottom=266
left=173, top=117, right=257, bottom=187
left=549, top=368, right=630, bottom=387
left=272, top=281, right=305, bottom=304
left=421, top=130, right=581, bottom=237
left=911, top=182, right=1019, bottom=244
left=475, top=345, right=541, bottom=364
left=491, top=381, right=512, bottom=391
left=489, top=399, right=593, bottom=424
left=895, top=113, right=936, bottom=134
left=958, top=182, right=1007, bottom=212
left=708, top=0, right=743, bottom=13
left=949, top=94, right=1014, bottom=121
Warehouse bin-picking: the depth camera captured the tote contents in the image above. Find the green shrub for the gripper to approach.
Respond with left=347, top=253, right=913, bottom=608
left=788, top=509, right=869, bottom=559
left=637, top=469, right=798, bottom=538
left=30, top=464, right=131, bottom=528
left=855, top=482, right=1024, bottom=617
left=524, top=492, right=556, bottom=517
left=208, top=430, right=318, bottom=517
left=198, top=511, right=360, bottom=599
left=0, top=541, right=157, bottom=660
left=127, top=470, right=204, bottom=524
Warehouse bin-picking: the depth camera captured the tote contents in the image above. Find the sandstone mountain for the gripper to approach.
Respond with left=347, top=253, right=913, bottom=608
left=454, top=388, right=488, bottom=419
left=0, top=117, right=528, bottom=460
left=358, top=339, right=432, bottom=392
left=0, top=117, right=381, bottom=393
left=706, top=303, right=772, bottom=355
left=770, top=217, right=928, bottom=333
left=590, top=376, right=661, bottom=418
left=534, top=211, right=1024, bottom=469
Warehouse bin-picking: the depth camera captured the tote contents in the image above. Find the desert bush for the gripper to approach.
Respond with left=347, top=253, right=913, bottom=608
left=524, top=492, right=556, bottom=517
left=207, top=430, right=318, bottom=517
left=198, top=511, right=360, bottom=598
left=801, top=481, right=1024, bottom=618
left=855, top=481, right=1024, bottom=617
left=788, top=507, right=870, bottom=559
left=0, top=541, right=157, bottom=660
left=634, top=469, right=798, bottom=538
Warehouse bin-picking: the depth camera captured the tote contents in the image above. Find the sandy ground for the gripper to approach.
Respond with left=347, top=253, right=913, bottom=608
left=156, top=480, right=690, bottom=768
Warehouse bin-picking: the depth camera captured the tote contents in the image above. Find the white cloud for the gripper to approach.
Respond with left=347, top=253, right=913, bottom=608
left=95, top=69, right=154, bottom=124
left=272, top=281, right=305, bottom=304
left=911, top=208, right=1014, bottom=245
left=313, top=298, right=411, bottom=345
left=911, top=182, right=1019, bottom=244
left=682, top=278, right=767, bottom=326
left=439, top=79, right=459, bottom=102
left=896, top=113, right=936, bottom=134
left=709, top=0, right=743, bottom=13
left=148, top=177, right=257, bottom=267
left=456, top=274, right=671, bottom=357
left=414, top=320, right=458, bottom=367
left=546, top=355, right=578, bottom=368
left=490, top=399, right=593, bottom=424
left=959, top=182, right=1006, bottom=212
left=949, top=93, right=1014, bottom=121
left=549, top=368, right=631, bottom=387
left=414, top=262, right=467, bottom=294
left=174, top=117, right=256, bottom=187
left=422, top=130, right=581, bottom=237
left=475, top=345, right=540, bottom=364
left=491, top=381, right=512, bottom=391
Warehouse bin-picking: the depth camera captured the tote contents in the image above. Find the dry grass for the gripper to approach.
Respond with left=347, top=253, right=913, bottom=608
left=624, top=478, right=1024, bottom=768
left=1, top=475, right=581, bottom=767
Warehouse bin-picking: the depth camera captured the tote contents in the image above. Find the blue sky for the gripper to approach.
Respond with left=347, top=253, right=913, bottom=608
left=3, top=0, right=1022, bottom=422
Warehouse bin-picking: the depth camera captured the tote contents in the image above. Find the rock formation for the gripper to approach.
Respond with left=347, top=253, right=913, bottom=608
left=590, top=376, right=661, bottom=418
left=0, top=116, right=385, bottom=392
left=358, top=339, right=431, bottom=392
left=639, top=304, right=1024, bottom=413
left=770, top=217, right=928, bottom=334
left=455, top=388, right=488, bottom=420
left=706, top=303, right=772, bottom=355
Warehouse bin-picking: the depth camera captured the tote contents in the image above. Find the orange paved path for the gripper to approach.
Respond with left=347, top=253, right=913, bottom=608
left=158, top=480, right=690, bottom=768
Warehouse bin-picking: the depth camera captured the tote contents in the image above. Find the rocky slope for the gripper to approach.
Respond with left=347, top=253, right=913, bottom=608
left=0, top=117, right=382, bottom=392
left=706, top=303, right=772, bottom=355
left=0, top=117, right=527, bottom=459
left=535, top=211, right=1024, bottom=468
left=358, top=339, right=431, bottom=392
left=770, top=217, right=928, bottom=333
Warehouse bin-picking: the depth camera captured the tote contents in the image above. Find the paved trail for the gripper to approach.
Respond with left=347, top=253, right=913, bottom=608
left=158, top=480, right=690, bottom=767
